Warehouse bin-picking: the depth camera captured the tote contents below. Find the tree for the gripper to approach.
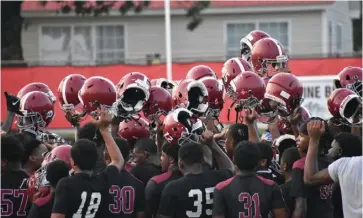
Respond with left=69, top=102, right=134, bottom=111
left=1, top=0, right=210, bottom=65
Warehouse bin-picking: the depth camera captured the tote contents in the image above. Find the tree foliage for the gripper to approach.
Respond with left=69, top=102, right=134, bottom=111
left=1, top=0, right=210, bottom=64
left=39, top=0, right=210, bottom=31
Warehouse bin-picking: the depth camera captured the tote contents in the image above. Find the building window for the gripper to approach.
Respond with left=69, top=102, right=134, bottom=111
left=336, top=24, right=342, bottom=53
left=225, top=21, right=289, bottom=59
left=40, top=25, right=125, bottom=65
left=96, top=25, right=125, bottom=65
left=259, top=22, right=289, bottom=54
left=40, top=26, right=71, bottom=65
left=226, top=23, right=256, bottom=59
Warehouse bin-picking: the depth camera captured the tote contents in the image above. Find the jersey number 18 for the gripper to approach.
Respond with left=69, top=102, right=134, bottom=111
left=72, top=191, right=101, bottom=218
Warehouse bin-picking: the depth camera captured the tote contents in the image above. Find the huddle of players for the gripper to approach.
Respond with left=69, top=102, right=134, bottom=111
left=1, top=29, right=362, bottom=218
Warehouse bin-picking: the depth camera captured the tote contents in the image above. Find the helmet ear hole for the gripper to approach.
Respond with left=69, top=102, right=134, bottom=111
left=334, top=80, right=342, bottom=89
left=346, top=75, right=351, bottom=81
left=344, top=98, right=360, bottom=118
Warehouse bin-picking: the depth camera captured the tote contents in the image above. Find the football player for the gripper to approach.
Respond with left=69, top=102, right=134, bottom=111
left=103, top=137, right=146, bottom=218
left=157, top=142, right=232, bottom=218
left=51, top=108, right=124, bottom=218
left=27, top=160, right=69, bottom=218
left=22, top=139, right=48, bottom=176
left=255, top=142, right=284, bottom=185
left=1, top=134, right=31, bottom=218
left=279, top=147, right=301, bottom=217
left=145, top=143, right=183, bottom=218
left=131, top=138, right=162, bottom=186
left=290, top=118, right=334, bottom=218
left=212, top=141, right=287, bottom=218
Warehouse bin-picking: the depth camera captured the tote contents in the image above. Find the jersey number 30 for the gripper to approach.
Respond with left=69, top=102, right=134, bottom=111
left=187, top=187, right=215, bottom=217
left=73, top=192, right=101, bottom=218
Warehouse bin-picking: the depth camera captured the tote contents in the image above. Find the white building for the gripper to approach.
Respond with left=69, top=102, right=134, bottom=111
left=20, top=0, right=357, bottom=65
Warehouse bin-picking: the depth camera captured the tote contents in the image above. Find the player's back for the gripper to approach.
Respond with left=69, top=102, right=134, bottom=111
left=158, top=169, right=232, bottom=218
left=213, top=174, right=284, bottom=218
left=52, top=172, right=107, bottom=218
left=1, top=170, right=30, bottom=218
left=104, top=169, right=145, bottom=218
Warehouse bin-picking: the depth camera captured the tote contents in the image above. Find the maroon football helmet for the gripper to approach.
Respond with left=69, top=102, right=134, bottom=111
left=78, top=76, right=117, bottom=118
left=240, top=30, right=271, bottom=62
left=116, top=72, right=151, bottom=115
left=162, top=108, right=204, bottom=145
left=186, top=65, right=217, bottom=80
left=57, top=74, right=86, bottom=113
left=334, top=67, right=362, bottom=97
left=17, top=91, right=55, bottom=132
left=18, top=82, right=56, bottom=104
left=229, top=71, right=266, bottom=109
left=221, top=57, right=253, bottom=98
left=28, top=145, right=72, bottom=202
left=118, top=117, right=150, bottom=142
left=172, top=79, right=209, bottom=116
left=142, top=86, right=172, bottom=123
left=264, top=73, right=303, bottom=118
left=151, top=78, right=177, bottom=95
left=251, top=38, right=288, bottom=78
left=199, top=76, right=225, bottom=119
left=328, top=88, right=362, bottom=126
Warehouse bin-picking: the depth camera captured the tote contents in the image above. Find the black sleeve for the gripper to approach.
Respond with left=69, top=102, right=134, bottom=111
left=27, top=204, right=39, bottom=218
left=52, top=179, right=68, bottom=214
left=135, top=182, right=145, bottom=212
left=130, top=166, right=141, bottom=180
left=145, top=179, right=159, bottom=215
left=157, top=183, right=177, bottom=217
left=290, top=168, right=305, bottom=198
left=271, top=185, right=286, bottom=209
left=212, top=188, right=225, bottom=216
left=99, top=165, right=120, bottom=185
left=214, top=169, right=233, bottom=180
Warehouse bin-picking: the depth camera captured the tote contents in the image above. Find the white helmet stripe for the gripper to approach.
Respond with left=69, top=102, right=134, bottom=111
left=232, top=57, right=245, bottom=72
left=20, top=91, right=33, bottom=112
left=62, top=75, right=71, bottom=105
left=271, top=39, right=283, bottom=56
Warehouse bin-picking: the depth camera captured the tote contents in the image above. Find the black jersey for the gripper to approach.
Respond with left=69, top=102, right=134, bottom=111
left=1, top=170, right=31, bottom=218
left=52, top=165, right=119, bottom=218
left=158, top=169, right=232, bottom=218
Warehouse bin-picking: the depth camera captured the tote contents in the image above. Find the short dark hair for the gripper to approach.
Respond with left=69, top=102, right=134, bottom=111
left=255, top=142, right=273, bottom=167
left=334, top=132, right=362, bottom=157
left=46, top=160, right=69, bottom=187
left=178, top=142, right=204, bottom=165
left=71, top=139, right=99, bottom=171
left=162, top=143, right=180, bottom=162
left=134, top=138, right=157, bottom=154
left=78, top=122, right=104, bottom=146
left=114, top=137, right=130, bottom=161
left=234, top=141, right=261, bottom=171
left=22, top=139, right=42, bottom=162
left=1, top=135, right=25, bottom=162
left=281, top=147, right=301, bottom=172
left=299, top=118, right=332, bottom=152
left=227, top=123, right=249, bottom=146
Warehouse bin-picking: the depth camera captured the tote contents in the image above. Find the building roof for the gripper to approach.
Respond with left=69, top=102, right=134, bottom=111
left=21, top=0, right=335, bottom=12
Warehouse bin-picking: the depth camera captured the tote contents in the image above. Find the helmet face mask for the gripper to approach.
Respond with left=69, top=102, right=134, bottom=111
left=178, top=119, right=205, bottom=146
left=261, top=55, right=288, bottom=78
left=16, top=112, right=46, bottom=132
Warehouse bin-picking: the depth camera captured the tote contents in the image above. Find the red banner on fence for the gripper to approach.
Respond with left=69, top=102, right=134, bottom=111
left=1, top=57, right=361, bottom=129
